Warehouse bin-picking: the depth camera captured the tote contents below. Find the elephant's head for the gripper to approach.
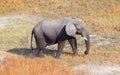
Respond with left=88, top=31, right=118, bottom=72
left=65, top=18, right=90, bottom=55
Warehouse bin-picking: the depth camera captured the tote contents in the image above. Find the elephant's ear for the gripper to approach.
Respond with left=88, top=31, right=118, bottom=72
left=65, top=22, right=76, bottom=37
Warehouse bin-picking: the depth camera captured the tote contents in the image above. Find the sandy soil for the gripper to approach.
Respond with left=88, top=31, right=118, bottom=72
left=73, top=64, right=120, bottom=75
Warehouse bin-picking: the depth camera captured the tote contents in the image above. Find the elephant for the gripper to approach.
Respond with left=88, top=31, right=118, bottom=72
left=30, top=17, right=90, bottom=58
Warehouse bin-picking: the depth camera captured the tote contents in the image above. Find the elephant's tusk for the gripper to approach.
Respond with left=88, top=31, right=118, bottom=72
left=83, top=37, right=87, bottom=41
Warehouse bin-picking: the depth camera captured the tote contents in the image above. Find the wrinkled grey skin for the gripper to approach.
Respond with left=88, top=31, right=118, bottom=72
left=31, top=18, right=90, bottom=58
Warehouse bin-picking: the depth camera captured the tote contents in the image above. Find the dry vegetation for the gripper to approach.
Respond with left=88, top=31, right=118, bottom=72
left=0, top=54, right=73, bottom=75
left=0, top=0, right=120, bottom=33
left=0, top=0, right=120, bottom=75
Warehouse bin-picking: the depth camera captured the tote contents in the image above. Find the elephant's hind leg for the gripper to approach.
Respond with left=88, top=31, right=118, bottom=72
left=34, top=32, right=46, bottom=57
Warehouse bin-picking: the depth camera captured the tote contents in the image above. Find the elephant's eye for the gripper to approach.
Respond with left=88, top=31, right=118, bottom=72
left=76, top=25, right=81, bottom=29
left=76, top=24, right=78, bottom=25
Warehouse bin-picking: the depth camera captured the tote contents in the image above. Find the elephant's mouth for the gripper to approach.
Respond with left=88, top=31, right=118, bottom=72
left=76, top=32, right=81, bottom=35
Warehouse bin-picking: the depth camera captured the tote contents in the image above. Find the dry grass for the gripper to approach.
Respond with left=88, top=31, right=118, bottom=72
left=75, top=69, right=91, bottom=75
left=0, top=55, right=93, bottom=75
left=0, top=0, right=120, bottom=18
left=0, top=0, right=120, bottom=75
left=0, top=54, right=73, bottom=75
left=61, top=47, right=120, bottom=66
left=0, top=0, right=120, bottom=33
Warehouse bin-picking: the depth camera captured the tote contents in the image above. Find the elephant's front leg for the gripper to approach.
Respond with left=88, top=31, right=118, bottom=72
left=55, top=41, right=65, bottom=58
left=68, top=38, right=78, bottom=56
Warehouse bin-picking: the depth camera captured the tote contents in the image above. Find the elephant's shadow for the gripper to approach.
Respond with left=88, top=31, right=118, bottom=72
left=7, top=48, right=56, bottom=56
left=7, top=48, right=73, bottom=57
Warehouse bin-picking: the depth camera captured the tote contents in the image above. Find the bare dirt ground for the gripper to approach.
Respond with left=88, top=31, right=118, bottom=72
left=0, top=14, right=40, bottom=27
left=0, top=14, right=119, bottom=75
left=73, top=64, right=120, bottom=75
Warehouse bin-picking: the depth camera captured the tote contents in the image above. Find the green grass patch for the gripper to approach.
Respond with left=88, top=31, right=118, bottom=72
left=0, top=18, right=34, bottom=51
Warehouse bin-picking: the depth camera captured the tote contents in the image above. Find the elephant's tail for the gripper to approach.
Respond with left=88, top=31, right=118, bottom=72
left=31, top=29, right=34, bottom=50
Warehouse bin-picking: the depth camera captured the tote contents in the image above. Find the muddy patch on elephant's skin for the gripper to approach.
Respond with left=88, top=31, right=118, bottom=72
left=73, top=64, right=120, bottom=75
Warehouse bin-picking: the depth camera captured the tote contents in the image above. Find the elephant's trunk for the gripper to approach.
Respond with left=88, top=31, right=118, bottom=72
left=81, top=29, right=90, bottom=55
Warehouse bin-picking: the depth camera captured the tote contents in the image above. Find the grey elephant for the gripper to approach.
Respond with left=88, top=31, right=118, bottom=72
left=31, top=17, right=90, bottom=58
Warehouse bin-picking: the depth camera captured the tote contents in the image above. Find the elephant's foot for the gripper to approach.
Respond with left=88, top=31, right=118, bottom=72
left=84, top=51, right=89, bottom=55
left=36, top=54, right=45, bottom=58
left=31, top=50, right=39, bottom=55
left=29, top=53, right=36, bottom=58
left=72, top=53, right=80, bottom=57
left=55, top=55, right=61, bottom=59
left=73, top=53, right=79, bottom=56
left=36, top=50, right=45, bottom=58
left=30, top=50, right=45, bottom=58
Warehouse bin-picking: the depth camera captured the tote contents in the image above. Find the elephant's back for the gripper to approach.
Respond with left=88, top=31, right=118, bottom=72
left=42, top=19, right=62, bottom=27
left=40, top=19, right=62, bottom=33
